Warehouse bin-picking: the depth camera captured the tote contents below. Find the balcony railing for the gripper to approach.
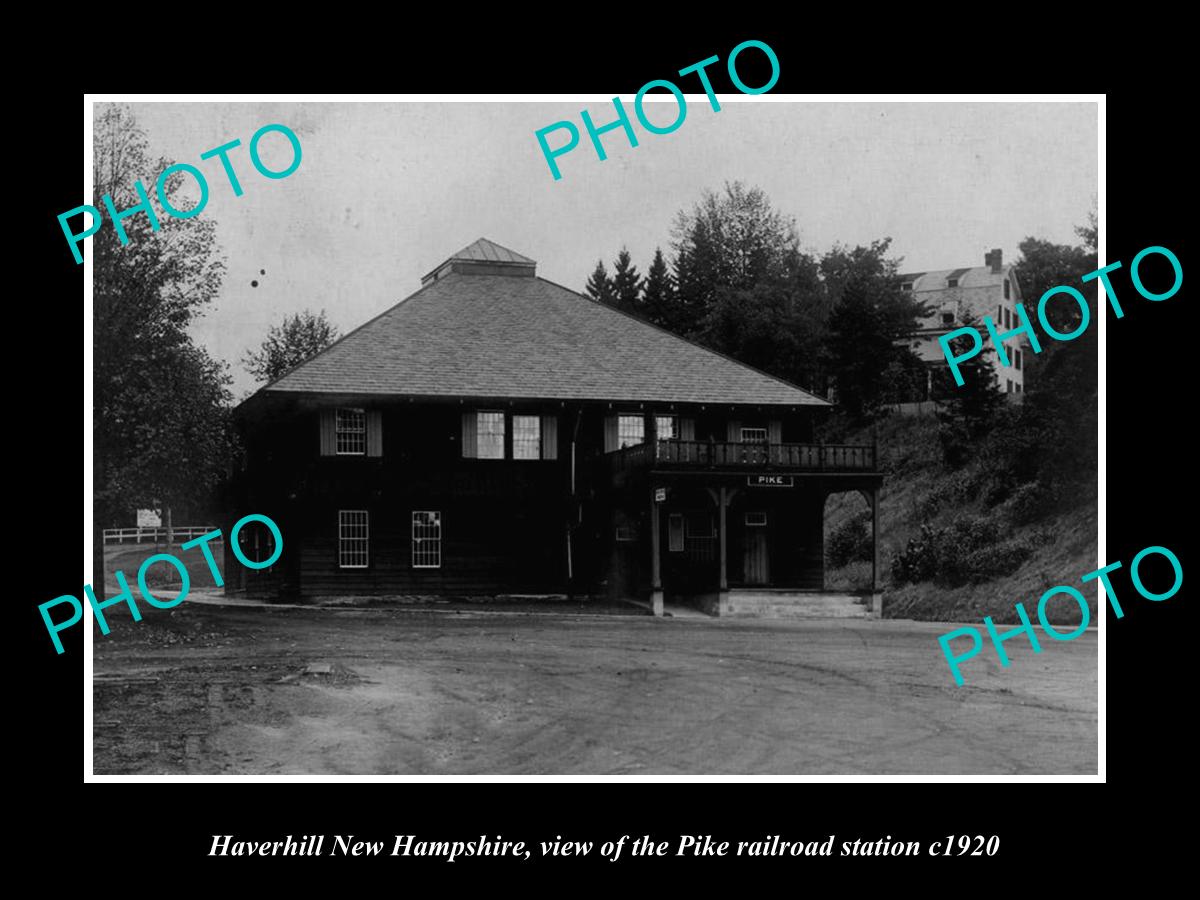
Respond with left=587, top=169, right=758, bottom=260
left=609, top=440, right=877, bottom=475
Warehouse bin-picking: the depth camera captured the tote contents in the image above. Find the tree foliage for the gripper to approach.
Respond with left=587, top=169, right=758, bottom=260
left=243, top=309, right=342, bottom=384
left=611, top=248, right=642, bottom=314
left=584, top=259, right=616, bottom=306
left=934, top=316, right=1004, bottom=468
left=640, top=247, right=676, bottom=329
left=93, top=104, right=234, bottom=527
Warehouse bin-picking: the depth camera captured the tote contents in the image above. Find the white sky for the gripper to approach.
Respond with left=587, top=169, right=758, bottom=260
left=119, top=100, right=1098, bottom=398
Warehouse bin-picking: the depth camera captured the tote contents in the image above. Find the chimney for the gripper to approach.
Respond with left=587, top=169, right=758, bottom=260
left=985, top=248, right=1003, bottom=273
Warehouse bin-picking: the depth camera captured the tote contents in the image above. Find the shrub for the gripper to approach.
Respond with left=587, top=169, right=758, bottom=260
left=891, top=516, right=1030, bottom=587
left=828, top=509, right=873, bottom=568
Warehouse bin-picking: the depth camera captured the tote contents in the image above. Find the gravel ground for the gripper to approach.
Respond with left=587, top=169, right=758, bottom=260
left=91, top=602, right=1097, bottom=775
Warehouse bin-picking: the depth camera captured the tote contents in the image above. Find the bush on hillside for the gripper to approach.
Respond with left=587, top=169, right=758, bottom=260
left=827, top=509, right=873, bottom=567
left=891, top=516, right=1034, bottom=587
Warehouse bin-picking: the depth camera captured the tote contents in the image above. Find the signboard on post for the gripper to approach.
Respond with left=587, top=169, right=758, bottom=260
left=654, top=487, right=667, bottom=502
left=748, top=474, right=793, bottom=488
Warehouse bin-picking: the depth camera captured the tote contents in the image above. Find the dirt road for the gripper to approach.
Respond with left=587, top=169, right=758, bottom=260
left=92, top=602, right=1097, bottom=775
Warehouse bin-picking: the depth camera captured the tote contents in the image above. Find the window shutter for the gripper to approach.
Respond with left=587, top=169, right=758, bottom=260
left=319, top=409, right=336, bottom=456
left=541, top=415, right=558, bottom=460
left=768, top=420, right=782, bottom=445
left=727, top=420, right=742, bottom=442
left=679, top=417, right=695, bottom=441
left=461, top=411, right=477, bottom=458
left=366, top=410, right=383, bottom=457
left=603, top=415, right=618, bottom=453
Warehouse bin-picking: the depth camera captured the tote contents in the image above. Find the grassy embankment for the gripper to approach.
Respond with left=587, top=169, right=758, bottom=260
left=823, top=412, right=1097, bottom=624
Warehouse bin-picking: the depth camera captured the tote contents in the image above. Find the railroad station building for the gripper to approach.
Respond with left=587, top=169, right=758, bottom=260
left=227, top=239, right=884, bottom=617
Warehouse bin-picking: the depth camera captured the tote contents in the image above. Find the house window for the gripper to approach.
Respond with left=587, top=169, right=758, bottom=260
left=477, top=411, right=506, bottom=459
left=513, top=415, right=541, bottom=460
left=1014, top=348, right=1022, bottom=371
left=412, top=511, right=442, bottom=568
left=615, top=525, right=638, bottom=542
left=338, top=510, right=369, bottom=569
left=668, top=514, right=684, bottom=552
left=745, top=512, right=768, bottom=527
left=741, top=427, right=768, bottom=444
left=1006, top=379, right=1013, bottom=393
left=335, top=408, right=367, bottom=455
left=1004, top=279, right=1011, bottom=300
left=1004, top=308, right=1012, bottom=329
left=655, top=415, right=678, bottom=440
left=941, top=312, right=954, bottom=326
left=618, top=415, right=645, bottom=449
left=947, top=278, right=959, bottom=288
left=900, top=282, right=913, bottom=292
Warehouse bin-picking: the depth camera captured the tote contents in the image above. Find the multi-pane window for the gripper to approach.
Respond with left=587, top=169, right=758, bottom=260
left=745, top=512, right=768, bottom=527
left=901, top=282, right=913, bottom=292
left=1004, top=308, right=1012, bottom=329
left=1004, top=279, right=1011, bottom=300
left=615, top=525, right=637, bottom=542
left=668, top=514, right=684, bottom=552
left=617, top=415, right=645, bottom=448
left=412, top=511, right=442, bottom=568
left=741, top=427, right=768, bottom=444
left=338, top=510, right=369, bottom=568
left=477, top=411, right=506, bottom=459
left=655, top=416, right=678, bottom=440
left=513, top=415, right=541, bottom=460
left=335, top=408, right=366, bottom=455
left=947, top=278, right=959, bottom=288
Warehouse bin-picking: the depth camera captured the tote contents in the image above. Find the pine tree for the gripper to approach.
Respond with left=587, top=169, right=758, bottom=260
left=611, top=248, right=642, bottom=313
left=640, top=247, right=677, bottom=329
left=584, top=259, right=616, bottom=306
left=934, top=316, right=1004, bottom=467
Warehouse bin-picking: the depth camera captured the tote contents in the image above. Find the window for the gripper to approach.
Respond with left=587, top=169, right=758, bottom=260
left=901, top=282, right=913, bottom=292
left=947, top=278, right=959, bottom=288
left=745, top=512, right=768, bottom=527
left=1004, top=308, right=1011, bottom=329
left=668, top=514, right=684, bottom=552
left=335, top=408, right=366, bottom=455
left=1004, top=279, right=1011, bottom=300
left=1006, top=379, right=1013, bottom=393
left=655, top=415, right=678, bottom=440
left=615, top=525, right=638, bottom=542
left=618, top=415, right=645, bottom=449
left=412, top=511, right=441, bottom=568
left=741, top=427, right=768, bottom=444
left=685, top=514, right=715, bottom=538
left=513, top=415, right=541, bottom=460
left=477, top=411, right=506, bottom=459
left=941, top=312, right=954, bottom=326
left=238, top=520, right=277, bottom=566
left=338, top=510, right=369, bottom=569
left=1014, top=348, right=1022, bottom=371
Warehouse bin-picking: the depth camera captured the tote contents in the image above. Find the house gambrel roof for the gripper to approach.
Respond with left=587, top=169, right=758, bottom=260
left=260, top=240, right=829, bottom=408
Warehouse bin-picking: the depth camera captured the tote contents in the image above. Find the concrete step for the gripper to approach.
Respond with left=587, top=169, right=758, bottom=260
left=721, top=591, right=872, bottom=619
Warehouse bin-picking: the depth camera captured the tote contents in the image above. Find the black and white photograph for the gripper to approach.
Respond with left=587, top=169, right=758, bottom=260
left=83, top=97, right=1101, bottom=777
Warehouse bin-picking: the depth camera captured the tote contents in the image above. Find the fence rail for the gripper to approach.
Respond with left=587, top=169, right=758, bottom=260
left=102, top=526, right=222, bottom=545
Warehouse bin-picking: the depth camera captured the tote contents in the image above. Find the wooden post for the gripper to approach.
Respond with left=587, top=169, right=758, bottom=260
left=718, top=485, right=728, bottom=591
left=650, top=488, right=663, bottom=616
left=870, top=487, right=882, bottom=617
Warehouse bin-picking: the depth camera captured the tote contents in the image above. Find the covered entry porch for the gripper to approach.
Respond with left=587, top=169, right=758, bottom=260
left=607, top=439, right=884, bottom=618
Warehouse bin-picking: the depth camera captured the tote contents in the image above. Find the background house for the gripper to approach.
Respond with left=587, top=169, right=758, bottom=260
left=900, top=249, right=1029, bottom=399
